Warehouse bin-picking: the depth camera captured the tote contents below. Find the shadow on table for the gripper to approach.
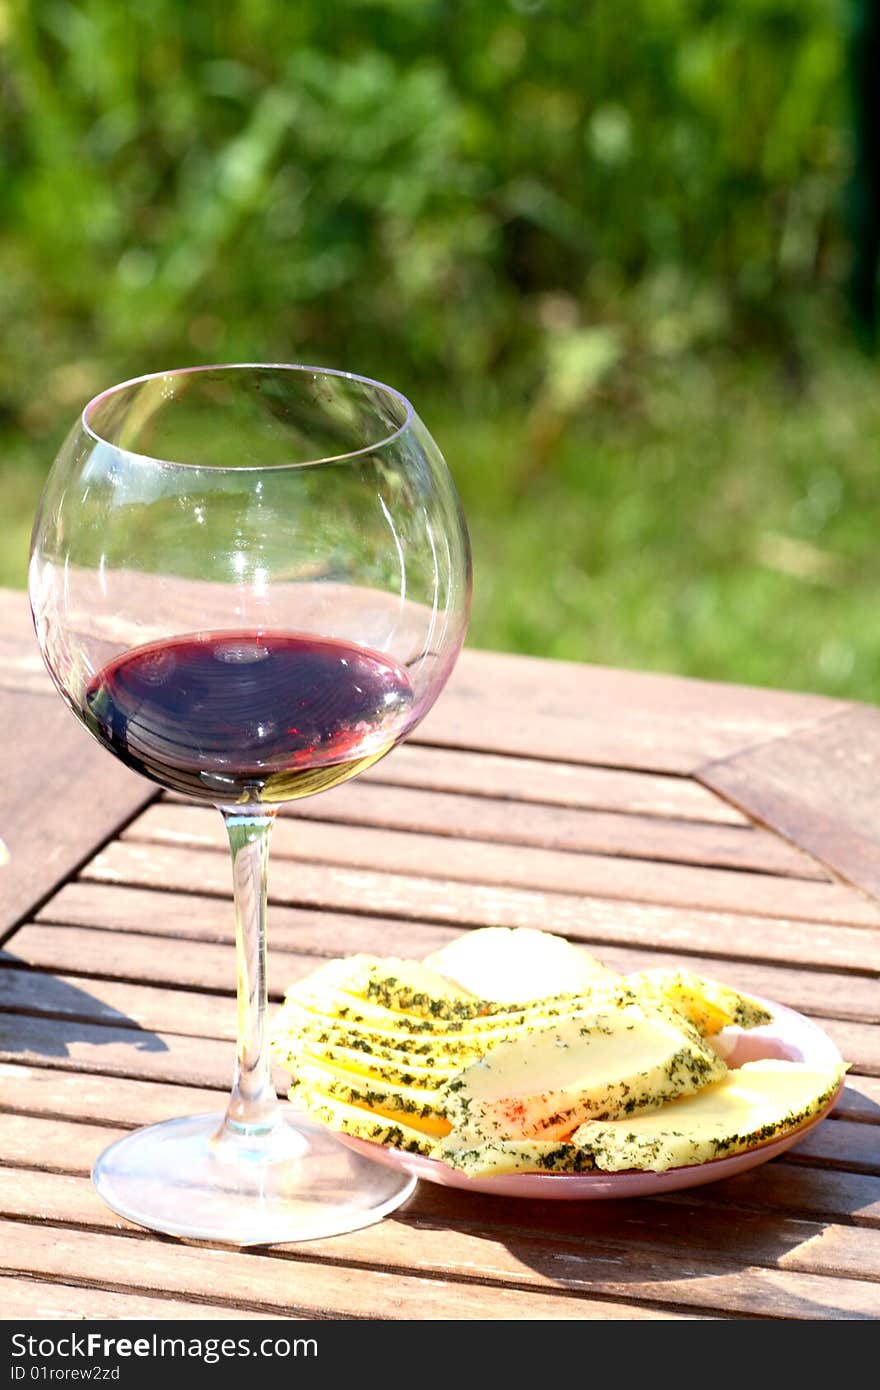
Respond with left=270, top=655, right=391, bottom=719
left=0, top=949, right=167, bottom=1058
left=405, top=1110, right=880, bottom=1319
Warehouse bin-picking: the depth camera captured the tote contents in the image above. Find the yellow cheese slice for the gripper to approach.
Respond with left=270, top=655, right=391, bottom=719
left=433, top=1131, right=593, bottom=1176
left=286, top=1040, right=457, bottom=1089
left=298, top=952, right=618, bottom=1023
left=282, top=980, right=442, bottom=1034
left=289, top=1085, right=438, bottom=1155
left=272, top=1002, right=497, bottom=1061
left=441, top=1001, right=726, bottom=1140
left=304, top=954, right=491, bottom=1019
left=626, top=968, right=773, bottom=1034
left=291, top=1056, right=452, bottom=1137
left=275, top=983, right=636, bottom=1051
left=570, top=1060, right=846, bottom=1172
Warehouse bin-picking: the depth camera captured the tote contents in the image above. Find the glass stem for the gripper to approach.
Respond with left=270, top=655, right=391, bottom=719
left=221, top=807, right=279, bottom=1138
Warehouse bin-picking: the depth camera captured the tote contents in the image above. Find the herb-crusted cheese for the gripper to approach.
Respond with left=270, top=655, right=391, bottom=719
left=272, top=938, right=846, bottom=1174
left=433, top=1131, right=595, bottom=1176
left=273, top=1003, right=529, bottom=1064
left=280, top=978, right=619, bottom=1038
left=284, top=1040, right=455, bottom=1090
left=625, top=968, right=773, bottom=1035
left=570, top=1060, right=846, bottom=1171
left=273, top=989, right=645, bottom=1061
left=288, top=1085, right=438, bottom=1155
left=317, top=955, right=493, bottom=1020
left=440, top=1001, right=727, bottom=1141
left=291, top=1056, right=452, bottom=1136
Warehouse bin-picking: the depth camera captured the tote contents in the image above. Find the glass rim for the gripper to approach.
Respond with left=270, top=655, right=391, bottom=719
left=81, top=362, right=416, bottom=471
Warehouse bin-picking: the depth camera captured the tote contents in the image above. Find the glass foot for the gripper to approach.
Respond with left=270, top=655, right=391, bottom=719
left=92, top=1110, right=416, bottom=1246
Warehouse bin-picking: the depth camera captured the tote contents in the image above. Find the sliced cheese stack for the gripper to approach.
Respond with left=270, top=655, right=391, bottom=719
left=273, top=942, right=629, bottom=1155
left=271, top=929, right=840, bottom=1172
left=439, top=1000, right=727, bottom=1141
left=291, top=1054, right=450, bottom=1136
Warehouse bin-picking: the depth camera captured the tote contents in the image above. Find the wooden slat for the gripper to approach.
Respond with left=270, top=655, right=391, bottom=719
left=680, top=1161, right=880, bottom=1228
left=0, top=965, right=241, bottom=1041
left=0, top=589, right=53, bottom=697
left=4, top=1067, right=879, bottom=1311
left=271, top=780, right=825, bottom=878
left=417, top=646, right=850, bottom=775
left=834, top=1077, right=880, bottom=1124
left=5, top=1098, right=878, bottom=1274
left=813, top=1019, right=880, bottom=1076
left=85, top=834, right=880, bottom=945
left=3, top=1168, right=879, bottom=1316
left=0, top=1277, right=282, bottom=1320
left=6, top=922, right=879, bottom=1028
left=36, top=882, right=462, bottom=959
left=0, top=1063, right=225, bottom=1125
left=0, top=1166, right=876, bottom=1319
left=359, top=743, right=750, bottom=824
left=0, top=690, right=157, bottom=936
left=701, top=706, right=880, bottom=902
left=116, top=811, right=878, bottom=928
left=3, top=930, right=268, bottom=1009
left=0, top=1113, right=131, bottom=1172
left=38, top=880, right=880, bottom=976
left=0, top=1013, right=238, bottom=1089
left=785, top=1117, right=880, bottom=1174
left=0, top=1218, right=695, bottom=1320
left=575, top=944, right=879, bottom=1024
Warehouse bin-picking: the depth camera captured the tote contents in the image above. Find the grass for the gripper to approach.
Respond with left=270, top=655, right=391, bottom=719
left=5, top=346, right=880, bottom=704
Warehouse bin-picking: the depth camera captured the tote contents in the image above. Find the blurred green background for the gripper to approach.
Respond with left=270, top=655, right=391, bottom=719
left=3, top=0, right=879, bottom=698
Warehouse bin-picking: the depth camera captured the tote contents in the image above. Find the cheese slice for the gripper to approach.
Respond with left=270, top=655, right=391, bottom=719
left=440, top=1001, right=727, bottom=1140
left=313, top=954, right=492, bottom=1019
left=273, top=1002, right=501, bottom=1062
left=425, top=927, right=619, bottom=1005
left=570, top=1060, right=846, bottom=1172
left=273, top=988, right=526, bottom=1057
left=300, top=952, right=620, bottom=1023
left=291, top=1056, right=451, bottom=1137
left=288, top=1085, right=438, bottom=1155
left=272, top=987, right=676, bottom=1079
left=282, top=981, right=442, bottom=1034
left=433, top=1131, right=593, bottom=1176
left=274, top=984, right=637, bottom=1052
left=280, top=981, right=588, bottom=1038
left=286, top=1040, right=457, bottom=1090
left=626, top=968, right=773, bottom=1035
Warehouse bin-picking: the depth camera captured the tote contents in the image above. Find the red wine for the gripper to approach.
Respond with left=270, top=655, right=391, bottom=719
left=83, top=631, right=414, bottom=805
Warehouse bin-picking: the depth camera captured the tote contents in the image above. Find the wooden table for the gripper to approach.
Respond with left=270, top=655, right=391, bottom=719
left=1, top=585, right=878, bottom=1322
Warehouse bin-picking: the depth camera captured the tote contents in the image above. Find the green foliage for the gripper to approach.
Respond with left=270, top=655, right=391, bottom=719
left=1, top=0, right=848, bottom=414
left=3, top=0, right=877, bottom=701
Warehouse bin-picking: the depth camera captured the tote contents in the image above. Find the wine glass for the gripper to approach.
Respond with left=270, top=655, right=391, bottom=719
left=29, top=363, right=471, bottom=1245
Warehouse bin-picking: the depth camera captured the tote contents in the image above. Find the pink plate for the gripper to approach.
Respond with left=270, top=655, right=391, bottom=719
left=331, top=996, right=845, bottom=1200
